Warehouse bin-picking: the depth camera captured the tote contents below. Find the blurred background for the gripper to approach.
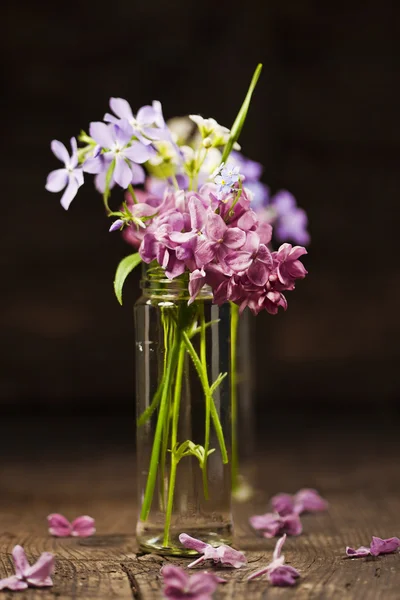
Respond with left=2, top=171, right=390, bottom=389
left=2, top=0, right=400, bottom=423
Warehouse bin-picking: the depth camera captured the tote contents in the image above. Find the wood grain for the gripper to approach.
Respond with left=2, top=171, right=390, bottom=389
left=0, top=425, right=399, bottom=599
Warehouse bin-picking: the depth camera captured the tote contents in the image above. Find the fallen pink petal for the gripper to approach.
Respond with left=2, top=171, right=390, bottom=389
left=370, top=536, right=400, bottom=556
left=249, top=512, right=302, bottom=538
left=346, top=536, right=400, bottom=559
left=71, top=515, right=96, bottom=537
left=161, top=564, right=224, bottom=600
left=345, top=546, right=371, bottom=558
left=0, top=545, right=54, bottom=591
left=47, top=513, right=95, bottom=537
left=271, top=488, right=328, bottom=516
left=248, top=534, right=300, bottom=587
left=179, top=533, right=247, bottom=569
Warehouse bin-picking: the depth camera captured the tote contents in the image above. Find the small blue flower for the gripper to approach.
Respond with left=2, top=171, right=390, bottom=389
left=213, top=163, right=241, bottom=199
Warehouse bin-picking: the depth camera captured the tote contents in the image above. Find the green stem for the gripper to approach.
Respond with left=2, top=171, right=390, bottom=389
left=163, top=341, right=186, bottom=546
left=128, top=184, right=138, bottom=204
left=230, top=302, right=239, bottom=491
left=103, top=159, right=116, bottom=215
left=159, top=309, right=175, bottom=510
left=137, top=377, right=164, bottom=426
left=140, top=336, right=180, bottom=522
left=199, top=303, right=210, bottom=499
left=182, top=332, right=228, bottom=464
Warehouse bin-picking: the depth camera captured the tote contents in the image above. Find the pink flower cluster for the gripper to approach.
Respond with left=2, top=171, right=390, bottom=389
left=123, top=182, right=307, bottom=314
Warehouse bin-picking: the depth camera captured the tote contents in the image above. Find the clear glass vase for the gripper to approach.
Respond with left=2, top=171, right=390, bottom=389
left=135, top=266, right=232, bottom=556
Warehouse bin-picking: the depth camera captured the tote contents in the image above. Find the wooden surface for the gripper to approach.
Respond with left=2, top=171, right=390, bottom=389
left=0, top=416, right=399, bottom=598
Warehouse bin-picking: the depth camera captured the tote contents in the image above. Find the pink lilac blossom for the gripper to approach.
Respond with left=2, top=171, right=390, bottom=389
left=346, top=536, right=400, bottom=558
left=271, top=488, right=328, bottom=516
left=178, top=533, right=247, bottom=569
left=47, top=513, right=96, bottom=537
left=248, top=534, right=300, bottom=587
left=0, top=545, right=54, bottom=591
left=161, top=565, right=226, bottom=600
left=249, top=512, right=303, bottom=538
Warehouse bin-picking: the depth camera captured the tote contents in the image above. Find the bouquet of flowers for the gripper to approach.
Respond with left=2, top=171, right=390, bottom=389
left=45, top=64, right=308, bottom=554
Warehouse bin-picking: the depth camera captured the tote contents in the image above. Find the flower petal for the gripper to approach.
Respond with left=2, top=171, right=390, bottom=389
left=269, top=565, right=300, bottom=586
left=109, top=97, right=134, bottom=121
left=248, top=260, right=269, bottom=286
left=294, top=488, right=328, bottom=514
left=370, top=536, right=400, bottom=556
left=24, top=552, right=54, bottom=586
left=89, top=122, right=115, bottom=148
left=12, top=545, right=30, bottom=577
left=82, top=156, right=104, bottom=174
left=206, top=213, right=227, bottom=241
left=130, top=163, right=145, bottom=185
left=124, top=141, right=151, bottom=164
left=71, top=516, right=96, bottom=538
left=50, top=140, right=70, bottom=165
left=225, top=251, right=253, bottom=273
left=346, top=546, right=371, bottom=558
left=0, top=576, right=28, bottom=591
left=179, top=533, right=209, bottom=553
left=223, top=227, right=246, bottom=249
left=215, top=545, right=247, bottom=568
left=45, top=169, right=68, bottom=193
left=47, top=513, right=72, bottom=537
left=270, top=493, right=295, bottom=517
left=60, top=177, right=79, bottom=210
left=189, top=572, right=220, bottom=595
left=114, top=157, right=132, bottom=189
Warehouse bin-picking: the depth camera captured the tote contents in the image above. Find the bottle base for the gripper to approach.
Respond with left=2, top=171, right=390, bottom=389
left=137, top=523, right=233, bottom=556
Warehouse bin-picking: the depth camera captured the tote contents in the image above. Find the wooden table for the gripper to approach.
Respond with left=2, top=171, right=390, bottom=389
left=0, top=414, right=399, bottom=599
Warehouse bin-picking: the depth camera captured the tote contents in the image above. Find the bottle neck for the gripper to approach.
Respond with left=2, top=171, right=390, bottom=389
left=140, top=264, right=212, bottom=300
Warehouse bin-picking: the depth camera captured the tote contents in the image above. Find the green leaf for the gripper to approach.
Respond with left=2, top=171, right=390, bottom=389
left=114, top=253, right=142, bottom=305
left=221, top=63, right=263, bottom=164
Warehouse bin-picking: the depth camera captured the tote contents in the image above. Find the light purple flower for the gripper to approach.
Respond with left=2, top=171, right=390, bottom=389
left=179, top=533, right=247, bottom=569
left=161, top=565, right=225, bottom=600
left=84, top=122, right=151, bottom=189
left=45, top=138, right=84, bottom=210
left=271, top=190, right=310, bottom=246
left=104, top=98, right=168, bottom=145
left=346, top=536, right=400, bottom=558
left=0, top=545, right=54, bottom=590
left=271, top=488, right=328, bottom=516
left=47, top=513, right=96, bottom=537
left=248, top=534, right=300, bottom=587
left=213, top=163, right=241, bottom=198
left=249, top=512, right=302, bottom=538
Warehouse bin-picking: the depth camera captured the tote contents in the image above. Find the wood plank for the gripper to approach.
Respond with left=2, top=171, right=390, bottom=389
left=0, top=426, right=399, bottom=598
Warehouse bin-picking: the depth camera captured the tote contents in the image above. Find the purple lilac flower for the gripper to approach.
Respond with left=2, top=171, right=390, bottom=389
left=248, top=534, right=300, bottom=587
left=179, top=533, right=247, bottom=569
left=161, top=565, right=225, bottom=600
left=0, top=545, right=54, bottom=591
left=346, top=536, right=400, bottom=558
left=104, top=98, right=169, bottom=145
left=195, top=213, right=246, bottom=268
left=45, top=138, right=84, bottom=209
left=83, top=122, right=151, bottom=189
left=249, top=512, right=303, bottom=538
left=270, top=190, right=310, bottom=246
left=271, top=488, right=328, bottom=516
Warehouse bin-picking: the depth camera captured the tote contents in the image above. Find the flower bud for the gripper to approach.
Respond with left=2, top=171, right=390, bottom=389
left=203, top=137, right=212, bottom=148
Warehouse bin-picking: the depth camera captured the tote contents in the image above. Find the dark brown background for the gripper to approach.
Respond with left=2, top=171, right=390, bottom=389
left=2, top=0, right=400, bottom=415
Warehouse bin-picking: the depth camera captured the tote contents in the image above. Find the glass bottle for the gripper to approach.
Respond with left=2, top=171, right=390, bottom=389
left=134, top=266, right=232, bottom=556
